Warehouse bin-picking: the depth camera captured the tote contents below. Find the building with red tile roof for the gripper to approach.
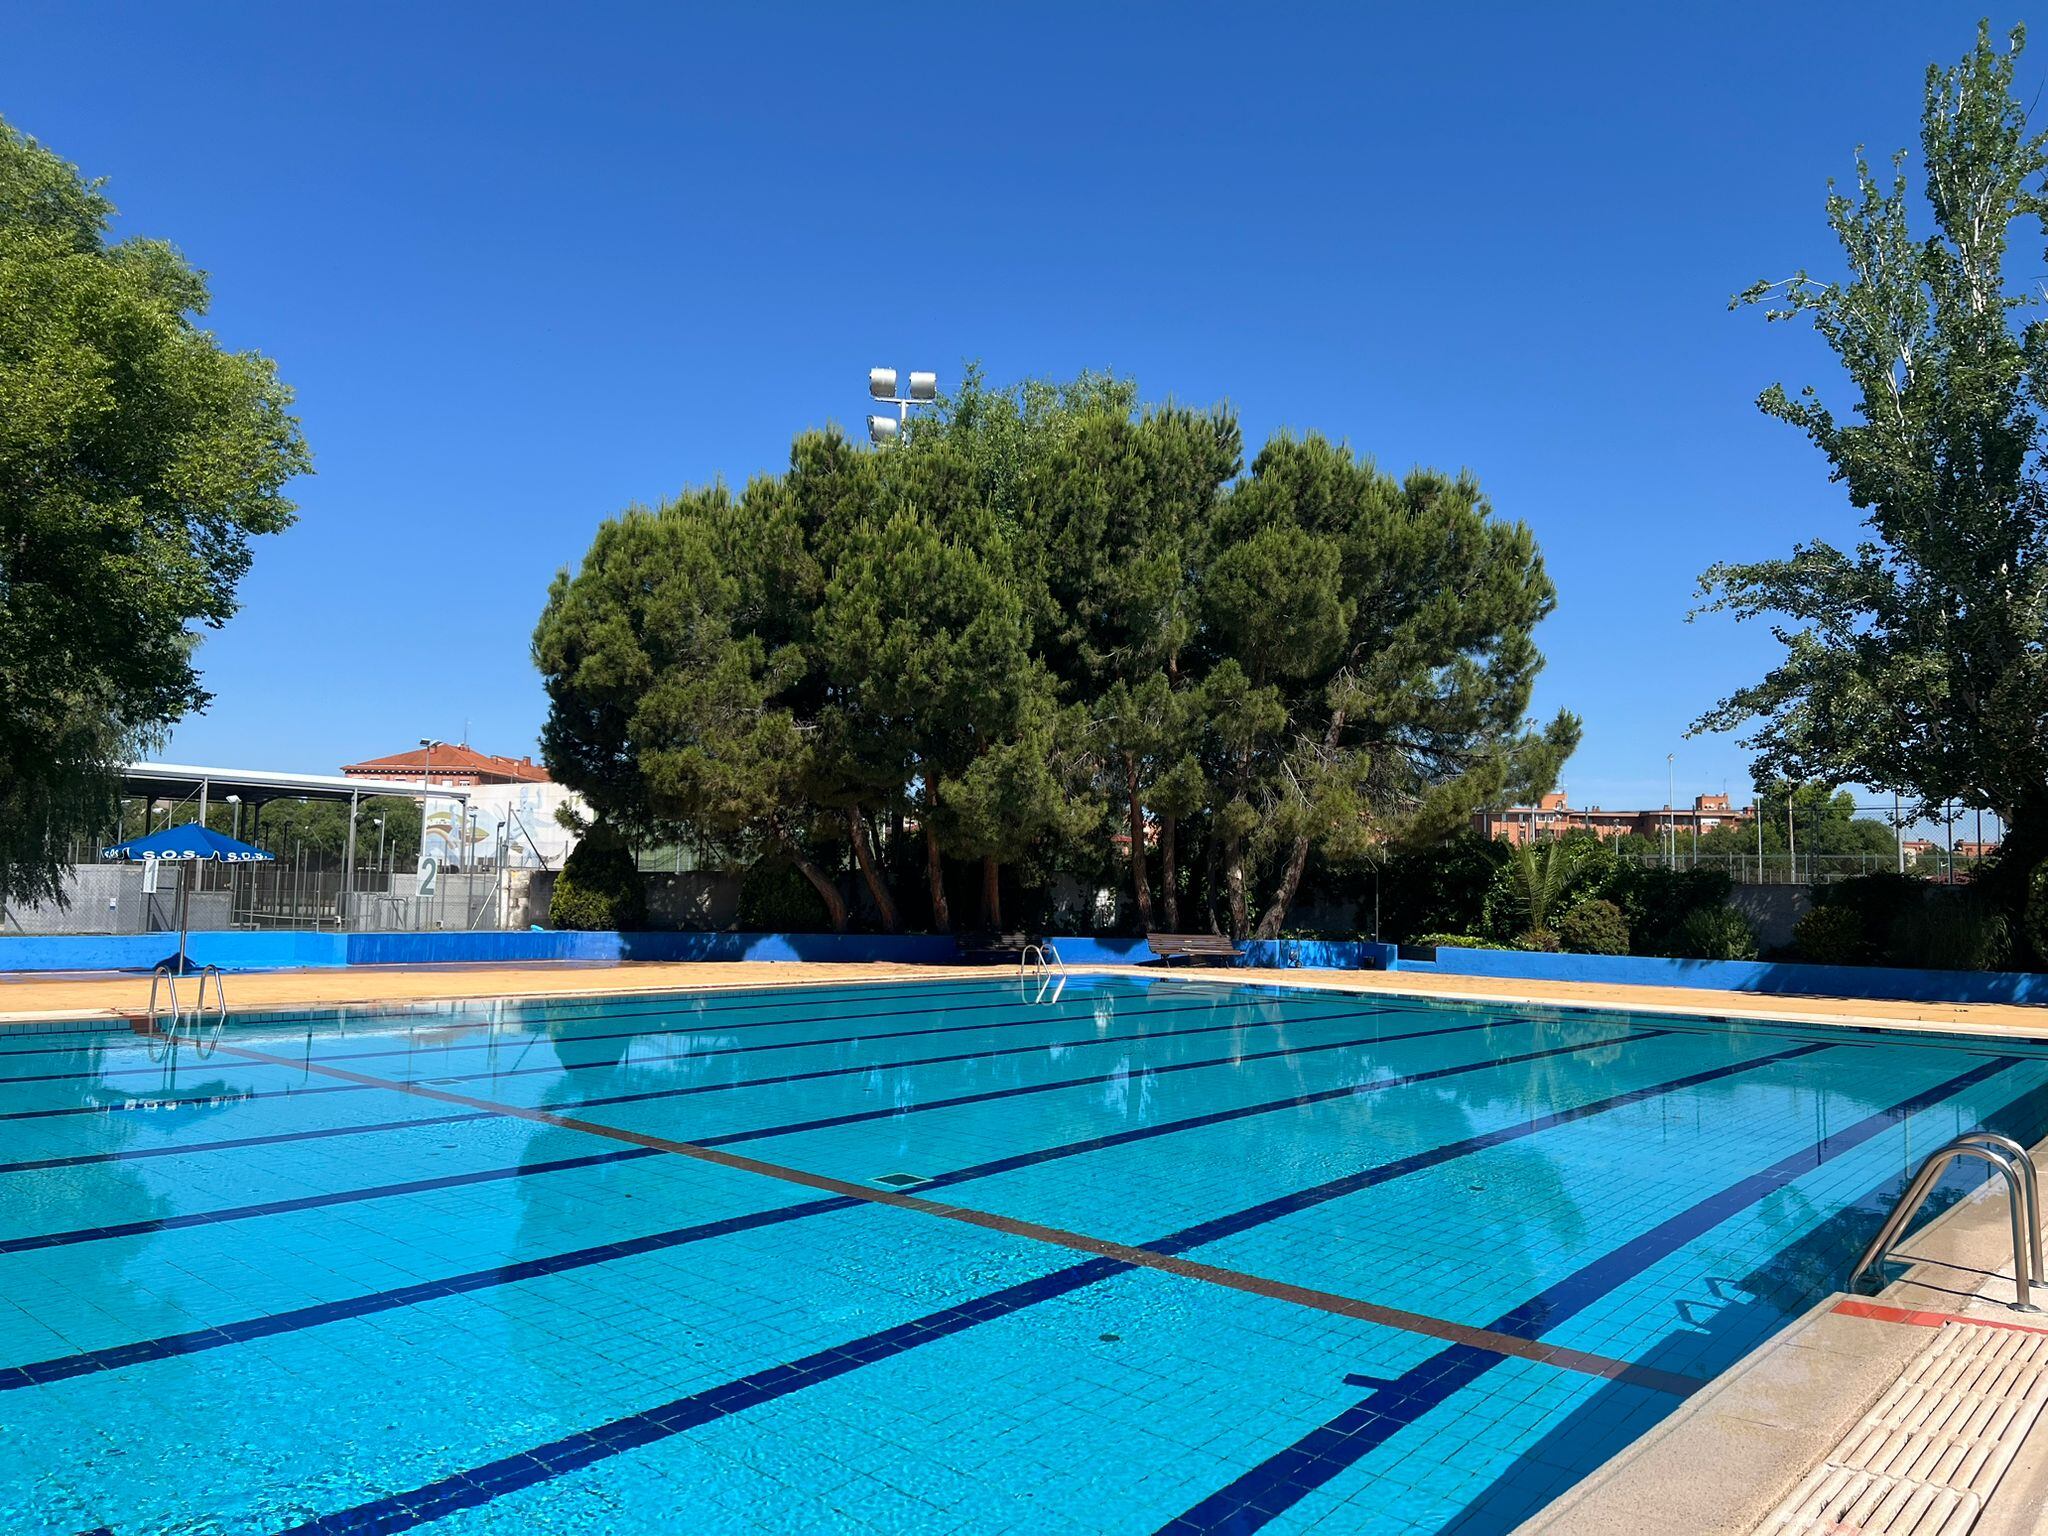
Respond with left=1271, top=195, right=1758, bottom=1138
left=340, top=744, right=552, bottom=788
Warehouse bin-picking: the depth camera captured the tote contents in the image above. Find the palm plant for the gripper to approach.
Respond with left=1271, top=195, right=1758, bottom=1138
left=1498, top=837, right=1599, bottom=938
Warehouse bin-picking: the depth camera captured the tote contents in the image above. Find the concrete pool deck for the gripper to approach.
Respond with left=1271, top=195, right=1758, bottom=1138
left=3, top=958, right=2048, bottom=1041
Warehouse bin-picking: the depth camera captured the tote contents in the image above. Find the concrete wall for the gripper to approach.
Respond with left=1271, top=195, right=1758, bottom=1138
left=1420, top=945, right=2048, bottom=1006
left=1729, top=883, right=1812, bottom=951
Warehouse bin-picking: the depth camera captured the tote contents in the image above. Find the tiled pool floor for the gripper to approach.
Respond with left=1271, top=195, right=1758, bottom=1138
left=0, top=975, right=2043, bottom=1534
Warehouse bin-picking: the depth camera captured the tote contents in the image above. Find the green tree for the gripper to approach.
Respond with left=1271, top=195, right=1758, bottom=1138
left=1201, top=436, right=1579, bottom=938
left=1024, top=404, right=1241, bottom=927
left=532, top=483, right=852, bottom=929
left=0, top=118, right=308, bottom=904
left=818, top=439, right=1050, bottom=931
left=1695, top=24, right=2048, bottom=919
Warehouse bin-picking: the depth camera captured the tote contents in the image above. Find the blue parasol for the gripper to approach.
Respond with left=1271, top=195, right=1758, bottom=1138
left=102, top=823, right=275, bottom=971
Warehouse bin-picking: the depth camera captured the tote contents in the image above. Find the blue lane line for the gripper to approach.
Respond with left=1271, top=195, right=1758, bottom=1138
left=1148, top=1053, right=2020, bottom=1536
left=0, top=979, right=1162, bottom=1084
left=0, top=1009, right=1467, bottom=1253
left=0, top=1003, right=1402, bottom=1177
left=0, top=989, right=1348, bottom=1120
left=0, top=1022, right=1665, bottom=1387
left=264, top=1038, right=1846, bottom=1536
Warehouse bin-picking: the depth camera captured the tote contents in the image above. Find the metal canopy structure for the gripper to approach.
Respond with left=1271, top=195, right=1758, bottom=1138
left=119, top=762, right=475, bottom=924
left=121, top=761, right=471, bottom=812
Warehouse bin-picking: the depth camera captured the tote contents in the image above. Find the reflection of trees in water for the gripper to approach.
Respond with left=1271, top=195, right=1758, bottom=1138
left=496, top=1022, right=752, bottom=1420
left=0, top=1033, right=199, bottom=1426
left=1434, top=1068, right=2048, bottom=1536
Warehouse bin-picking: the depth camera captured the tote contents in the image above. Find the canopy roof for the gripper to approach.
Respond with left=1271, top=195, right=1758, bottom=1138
left=102, top=823, right=276, bottom=862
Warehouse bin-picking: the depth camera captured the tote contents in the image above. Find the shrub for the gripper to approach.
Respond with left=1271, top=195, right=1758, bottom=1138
left=1888, top=891, right=2011, bottom=972
left=2023, top=863, right=2048, bottom=965
left=1597, top=864, right=1732, bottom=954
left=1379, top=830, right=1511, bottom=943
left=1821, top=873, right=1923, bottom=951
left=1413, top=932, right=1489, bottom=949
left=1792, top=904, right=1868, bottom=966
left=1667, top=904, right=1758, bottom=961
left=1514, top=928, right=1562, bottom=952
left=549, top=825, right=645, bottom=931
left=1557, top=898, right=1630, bottom=955
left=736, top=856, right=831, bottom=932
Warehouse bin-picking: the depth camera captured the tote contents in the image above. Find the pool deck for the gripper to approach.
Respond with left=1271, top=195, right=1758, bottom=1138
left=3, top=958, right=2046, bottom=1042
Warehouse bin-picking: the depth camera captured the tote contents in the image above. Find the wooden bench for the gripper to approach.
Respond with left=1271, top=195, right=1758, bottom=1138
left=1146, top=932, right=1246, bottom=965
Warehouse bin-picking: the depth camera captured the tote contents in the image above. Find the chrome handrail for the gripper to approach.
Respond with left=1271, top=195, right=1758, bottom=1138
left=1849, top=1132, right=2042, bottom=1311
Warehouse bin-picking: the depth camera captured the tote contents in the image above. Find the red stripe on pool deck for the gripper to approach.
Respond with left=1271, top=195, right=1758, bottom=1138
left=1831, top=1296, right=2048, bottom=1335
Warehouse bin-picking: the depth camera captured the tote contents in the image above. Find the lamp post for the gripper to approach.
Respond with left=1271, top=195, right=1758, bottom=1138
left=1665, top=754, right=1676, bottom=870
left=225, top=795, right=241, bottom=841
left=866, top=368, right=938, bottom=445
left=418, top=738, right=443, bottom=929
left=375, top=817, right=387, bottom=871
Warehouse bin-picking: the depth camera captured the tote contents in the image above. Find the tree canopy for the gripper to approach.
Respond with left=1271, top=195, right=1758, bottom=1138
left=535, top=371, right=1576, bottom=937
left=1695, top=23, right=2048, bottom=911
left=0, top=117, right=308, bottom=905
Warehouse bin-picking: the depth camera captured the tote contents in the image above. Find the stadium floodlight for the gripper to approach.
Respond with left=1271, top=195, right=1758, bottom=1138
left=865, top=366, right=937, bottom=444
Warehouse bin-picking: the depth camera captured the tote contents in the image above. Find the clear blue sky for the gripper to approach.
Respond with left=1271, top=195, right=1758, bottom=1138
left=6, top=3, right=2024, bottom=817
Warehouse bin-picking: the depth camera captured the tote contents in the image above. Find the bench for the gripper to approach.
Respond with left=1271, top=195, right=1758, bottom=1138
left=1146, top=932, right=1246, bottom=966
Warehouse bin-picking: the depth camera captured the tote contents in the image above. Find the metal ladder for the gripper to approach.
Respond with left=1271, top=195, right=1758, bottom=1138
left=1018, top=943, right=1067, bottom=1005
left=146, top=961, right=228, bottom=1056
left=1849, top=1131, right=2043, bottom=1311
left=1018, top=942, right=1066, bottom=978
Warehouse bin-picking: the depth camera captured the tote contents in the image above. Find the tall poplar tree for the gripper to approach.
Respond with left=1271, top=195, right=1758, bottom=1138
left=1696, top=24, right=2048, bottom=920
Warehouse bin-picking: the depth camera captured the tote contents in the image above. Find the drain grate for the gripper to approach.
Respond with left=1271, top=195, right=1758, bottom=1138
left=1755, top=1322, right=2048, bottom=1535
left=873, top=1173, right=928, bottom=1188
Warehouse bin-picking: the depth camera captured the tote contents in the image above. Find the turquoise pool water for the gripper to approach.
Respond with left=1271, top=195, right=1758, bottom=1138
left=0, top=974, right=2043, bottom=1535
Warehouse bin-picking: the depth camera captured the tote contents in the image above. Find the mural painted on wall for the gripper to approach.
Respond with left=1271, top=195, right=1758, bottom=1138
left=420, top=785, right=584, bottom=868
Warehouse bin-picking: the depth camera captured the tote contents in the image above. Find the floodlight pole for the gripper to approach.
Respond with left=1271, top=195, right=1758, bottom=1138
left=1666, top=754, right=1675, bottom=870
left=867, top=368, right=938, bottom=445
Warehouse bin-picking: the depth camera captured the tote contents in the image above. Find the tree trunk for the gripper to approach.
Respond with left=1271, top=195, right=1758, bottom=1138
left=1254, top=708, right=1347, bottom=940
left=1124, top=752, right=1153, bottom=930
left=980, top=855, right=1001, bottom=931
left=1160, top=812, right=1179, bottom=930
left=1253, top=833, right=1313, bottom=940
left=1224, top=835, right=1248, bottom=940
left=925, top=811, right=946, bottom=933
left=1201, top=827, right=1225, bottom=934
left=847, top=807, right=898, bottom=932
left=775, top=821, right=847, bottom=933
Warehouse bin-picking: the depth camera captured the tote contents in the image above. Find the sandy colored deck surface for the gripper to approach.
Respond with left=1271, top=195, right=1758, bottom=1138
left=1, top=957, right=2044, bottom=1040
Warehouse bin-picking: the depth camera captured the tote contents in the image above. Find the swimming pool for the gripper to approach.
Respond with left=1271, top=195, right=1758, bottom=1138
left=0, top=974, right=2042, bottom=1534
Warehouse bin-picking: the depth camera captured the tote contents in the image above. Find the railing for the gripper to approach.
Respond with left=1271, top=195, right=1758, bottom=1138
left=1849, top=1131, right=2042, bottom=1311
left=146, top=961, right=227, bottom=1059
left=1019, top=942, right=1065, bottom=978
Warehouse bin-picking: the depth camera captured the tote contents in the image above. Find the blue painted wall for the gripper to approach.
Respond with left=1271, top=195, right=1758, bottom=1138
left=0, top=932, right=348, bottom=973
left=1425, top=945, right=2048, bottom=1006
left=0, top=929, right=962, bottom=973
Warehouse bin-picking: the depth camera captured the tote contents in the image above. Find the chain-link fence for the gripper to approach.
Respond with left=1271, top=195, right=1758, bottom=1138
left=1, top=860, right=538, bottom=935
left=1618, top=852, right=1993, bottom=885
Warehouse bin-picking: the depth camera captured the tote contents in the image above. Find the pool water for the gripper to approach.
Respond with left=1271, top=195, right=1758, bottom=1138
left=1, top=974, right=2043, bottom=1535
